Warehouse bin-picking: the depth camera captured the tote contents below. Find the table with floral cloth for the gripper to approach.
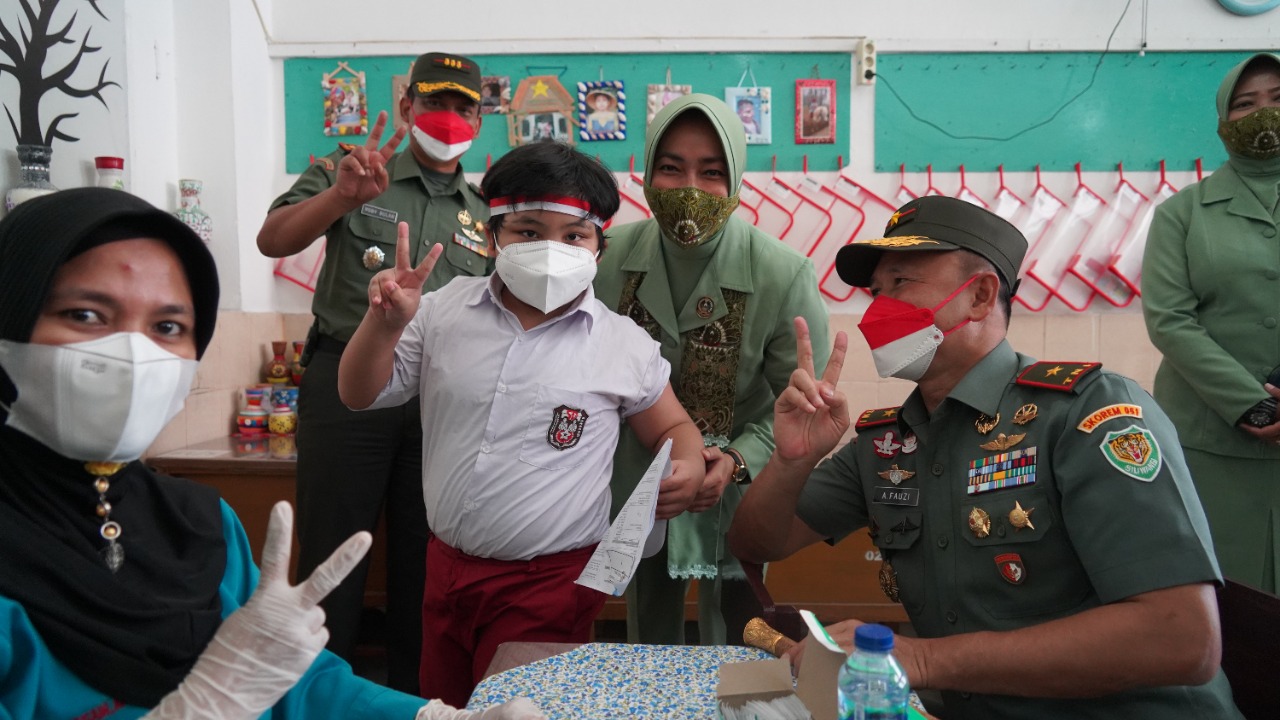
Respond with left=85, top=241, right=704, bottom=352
left=467, top=643, right=773, bottom=718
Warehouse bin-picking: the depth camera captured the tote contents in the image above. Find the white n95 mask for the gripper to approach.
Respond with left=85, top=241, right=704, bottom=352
left=0, top=333, right=199, bottom=462
left=495, top=240, right=598, bottom=313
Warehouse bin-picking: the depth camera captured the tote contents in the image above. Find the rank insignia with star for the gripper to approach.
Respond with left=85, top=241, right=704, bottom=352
left=1016, top=361, right=1102, bottom=391
left=855, top=406, right=901, bottom=431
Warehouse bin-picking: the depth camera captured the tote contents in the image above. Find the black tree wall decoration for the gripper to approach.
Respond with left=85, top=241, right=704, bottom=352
left=0, top=0, right=119, bottom=147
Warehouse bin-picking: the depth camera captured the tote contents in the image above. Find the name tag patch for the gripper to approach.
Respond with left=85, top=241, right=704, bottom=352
left=967, top=446, right=1037, bottom=495
left=360, top=204, right=398, bottom=223
left=873, top=486, right=920, bottom=506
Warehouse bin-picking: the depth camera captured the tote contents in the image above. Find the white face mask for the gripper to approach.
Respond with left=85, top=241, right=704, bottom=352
left=495, top=240, right=598, bottom=313
left=0, top=333, right=199, bottom=462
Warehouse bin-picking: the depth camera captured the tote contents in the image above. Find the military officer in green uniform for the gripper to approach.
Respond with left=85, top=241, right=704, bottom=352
left=593, top=93, right=830, bottom=646
left=729, top=196, right=1243, bottom=719
left=257, top=52, right=491, bottom=693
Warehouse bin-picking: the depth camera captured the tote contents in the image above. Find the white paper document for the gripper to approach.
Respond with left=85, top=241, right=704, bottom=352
left=575, top=438, right=671, bottom=596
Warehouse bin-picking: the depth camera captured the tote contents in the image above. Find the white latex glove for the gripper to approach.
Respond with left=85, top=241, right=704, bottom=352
left=144, top=501, right=372, bottom=720
left=416, top=698, right=546, bottom=720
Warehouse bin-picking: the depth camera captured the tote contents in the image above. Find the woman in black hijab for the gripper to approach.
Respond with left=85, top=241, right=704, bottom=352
left=0, top=188, right=541, bottom=720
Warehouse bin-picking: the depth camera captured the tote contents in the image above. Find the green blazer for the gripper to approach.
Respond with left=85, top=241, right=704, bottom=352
left=594, top=214, right=830, bottom=579
left=1142, top=161, right=1280, bottom=459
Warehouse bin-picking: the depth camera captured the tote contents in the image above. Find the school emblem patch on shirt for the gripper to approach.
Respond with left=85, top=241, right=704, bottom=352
left=1099, top=424, right=1162, bottom=482
left=547, top=405, right=589, bottom=451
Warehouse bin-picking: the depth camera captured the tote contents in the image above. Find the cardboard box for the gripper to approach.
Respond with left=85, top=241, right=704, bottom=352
left=717, top=612, right=931, bottom=720
left=717, top=613, right=845, bottom=720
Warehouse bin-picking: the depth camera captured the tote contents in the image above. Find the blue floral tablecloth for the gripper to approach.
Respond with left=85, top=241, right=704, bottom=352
left=467, top=643, right=774, bottom=718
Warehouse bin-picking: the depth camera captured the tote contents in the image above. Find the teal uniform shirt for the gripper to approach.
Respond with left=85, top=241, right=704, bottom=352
left=796, top=341, right=1240, bottom=719
left=270, top=147, right=492, bottom=343
left=0, top=501, right=424, bottom=720
left=594, top=214, right=830, bottom=581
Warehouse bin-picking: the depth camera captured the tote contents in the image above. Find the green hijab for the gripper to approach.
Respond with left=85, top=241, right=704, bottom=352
left=1216, top=52, right=1280, bottom=211
left=644, top=93, right=747, bottom=195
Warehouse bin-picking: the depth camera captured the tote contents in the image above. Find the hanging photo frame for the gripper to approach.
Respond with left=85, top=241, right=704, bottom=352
left=578, top=80, right=626, bottom=141
left=725, top=86, right=771, bottom=145
left=796, top=78, right=836, bottom=144
left=390, top=62, right=413, bottom=134
left=481, top=75, right=511, bottom=115
left=647, top=82, right=691, bottom=124
left=323, top=61, right=368, bottom=136
left=508, top=75, right=576, bottom=146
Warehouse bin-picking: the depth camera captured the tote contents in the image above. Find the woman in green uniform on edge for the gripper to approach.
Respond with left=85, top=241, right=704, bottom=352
left=1143, top=52, right=1280, bottom=592
left=593, top=93, right=830, bottom=645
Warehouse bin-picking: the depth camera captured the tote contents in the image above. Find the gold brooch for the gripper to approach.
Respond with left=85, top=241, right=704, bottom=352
left=968, top=507, right=991, bottom=538
left=1009, top=500, right=1035, bottom=531
left=975, top=412, right=1000, bottom=435
left=1012, top=404, right=1039, bottom=425
left=979, top=432, right=1026, bottom=452
left=877, top=464, right=916, bottom=486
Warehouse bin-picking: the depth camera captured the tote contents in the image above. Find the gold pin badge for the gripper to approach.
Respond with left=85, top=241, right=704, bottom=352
left=980, top=432, right=1026, bottom=452
left=1008, top=500, right=1035, bottom=531
left=877, top=464, right=916, bottom=486
left=474, top=219, right=486, bottom=233
left=362, top=245, right=386, bottom=270
left=1013, top=403, right=1039, bottom=425
left=457, top=209, right=472, bottom=226
left=879, top=559, right=900, bottom=603
left=975, top=412, right=1000, bottom=435
left=968, top=507, right=991, bottom=538
left=695, top=296, right=715, bottom=318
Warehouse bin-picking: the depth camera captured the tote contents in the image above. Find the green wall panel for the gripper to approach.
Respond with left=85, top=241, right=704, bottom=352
left=284, top=52, right=852, bottom=174
left=874, top=51, right=1253, bottom=173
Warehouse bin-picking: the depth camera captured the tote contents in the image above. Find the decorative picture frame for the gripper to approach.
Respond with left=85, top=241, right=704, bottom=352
left=390, top=62, right=413, bottom=134
left=323, top=61, right=368, bottom=136
left=796, top=78, right=836, bottom=144
left=646, top=83, right=691, bottom=124
left=577, top=80, right=626, bottom=141
left=481, top=75, right=511, bottom=115
left=725, top=86, right=771, bottom=145
left=507, top=75, right=577, bottom=146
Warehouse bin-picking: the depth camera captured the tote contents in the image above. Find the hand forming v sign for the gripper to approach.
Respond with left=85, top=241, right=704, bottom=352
left=367, top=221, right=443, bottom=330
left=773, top=317, right=850, bottom=465
left=335, top=110, right=408, bottom=206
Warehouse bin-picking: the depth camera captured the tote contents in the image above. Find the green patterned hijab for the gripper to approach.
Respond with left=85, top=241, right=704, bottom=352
left=1216, top=53, right=1280, bottom=211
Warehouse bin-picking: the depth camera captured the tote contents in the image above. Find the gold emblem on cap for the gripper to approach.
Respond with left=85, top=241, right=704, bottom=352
left=859, top=235, right=942, bottom=248
left=695, top=296, right=715, bottom=319
left=1013, top=404, right=1039, bottom=425
left=879, top=559, right=900, bottom=603
left=975, top=412, right=1000, bottom=435
left=1008, top=500, right=1035, bottom=531
left=877, top=464, right=916, bottom=486
left=980, top=432, right=1026, bottom=452
left=457, top=209, right=472, bottom=226
left=362, top=245, right=386, bottom=270
left=968, top=507, right=991, bottom=538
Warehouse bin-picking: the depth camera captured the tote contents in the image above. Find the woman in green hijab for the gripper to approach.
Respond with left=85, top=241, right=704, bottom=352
left=1143, top=52, right=1280, bottom=593
left=594, top=94, right=831, bottom=644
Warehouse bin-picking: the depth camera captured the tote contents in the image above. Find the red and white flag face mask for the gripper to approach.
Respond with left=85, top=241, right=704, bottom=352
left=411, top=110, right=474, bottom=162
left=857, top=274, right=978, bottom=381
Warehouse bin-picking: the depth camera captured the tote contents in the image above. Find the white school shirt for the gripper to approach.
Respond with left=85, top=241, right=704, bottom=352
left=368, top=275, right=670, bottom=560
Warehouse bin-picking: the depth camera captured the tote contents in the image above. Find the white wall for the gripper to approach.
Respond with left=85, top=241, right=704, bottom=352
left=4, top=0, right=1279, bottom=315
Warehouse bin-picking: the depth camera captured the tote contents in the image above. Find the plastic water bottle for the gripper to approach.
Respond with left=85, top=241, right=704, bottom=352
left=837, top=623, right=911, bottom=720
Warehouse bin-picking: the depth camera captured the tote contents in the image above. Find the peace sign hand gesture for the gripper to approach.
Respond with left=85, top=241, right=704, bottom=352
left=774, top=317, right=850, bottom=466
left=366, top=222, right=442, bottom=331
left=334, top=110, right=407, bottom=208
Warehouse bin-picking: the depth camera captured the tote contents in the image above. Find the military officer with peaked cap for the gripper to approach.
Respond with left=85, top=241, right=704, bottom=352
left=729, top=195, right=1243, bottom=718
left=256, top=51, right=491, bottom=693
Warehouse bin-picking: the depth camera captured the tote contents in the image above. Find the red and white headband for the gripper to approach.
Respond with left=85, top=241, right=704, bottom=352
left=488, top=195, right=604, bottom=228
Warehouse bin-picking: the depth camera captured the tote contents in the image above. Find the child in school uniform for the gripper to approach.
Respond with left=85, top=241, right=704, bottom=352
left=338, top=142, right=707, bottom=707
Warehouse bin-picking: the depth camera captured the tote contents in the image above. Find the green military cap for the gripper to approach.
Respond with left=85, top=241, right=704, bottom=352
left=835, top=195, right=1027, bottom=293
left=409, top=52, right=482, bottom=103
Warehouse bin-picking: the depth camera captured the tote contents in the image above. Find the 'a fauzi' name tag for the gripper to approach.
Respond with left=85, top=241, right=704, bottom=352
left=872, top=486, right=920, bottom=506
